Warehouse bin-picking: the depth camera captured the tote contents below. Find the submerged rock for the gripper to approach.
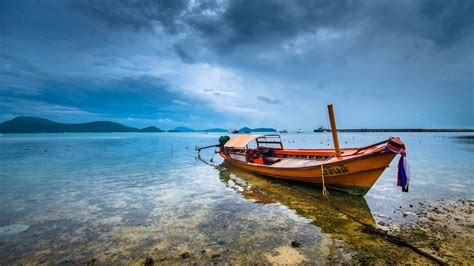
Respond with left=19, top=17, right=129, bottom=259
left=86, top=258, right=97, bottom=266
left=0, top=224, right=30, bottom=235
left=144, top=257, right=154, bottom=265
left=291, top=240, right=301, bottom=248
left=181, top=252, right=191, bottom=259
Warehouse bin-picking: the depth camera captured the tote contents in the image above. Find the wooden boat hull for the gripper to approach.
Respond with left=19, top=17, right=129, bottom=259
left=221, top=151, right=397, bottom=196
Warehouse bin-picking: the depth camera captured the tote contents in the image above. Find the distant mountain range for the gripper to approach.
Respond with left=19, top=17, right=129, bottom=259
left=5, top=116, right=466, bottom=134
left=0, top=116, right=278, bottom=134
left=0, top=117, right=164, bottom=133
left=172, top=126, right=197, bottom=132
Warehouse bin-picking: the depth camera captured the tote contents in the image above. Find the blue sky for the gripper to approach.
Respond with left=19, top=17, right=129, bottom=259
left=0, top=0, right=473, bottom=130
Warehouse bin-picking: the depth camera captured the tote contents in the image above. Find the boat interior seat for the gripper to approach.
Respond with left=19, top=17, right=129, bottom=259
left=263, top=156, right=281, bottom=164
left=269, top=158, right=323, bottom=168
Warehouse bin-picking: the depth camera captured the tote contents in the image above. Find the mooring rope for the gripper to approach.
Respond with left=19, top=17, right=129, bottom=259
left=288, top=185, right=447, bottom=265
left=320, top=164, right=329, bottom=199
left=196, top=152, right=220, bottom=168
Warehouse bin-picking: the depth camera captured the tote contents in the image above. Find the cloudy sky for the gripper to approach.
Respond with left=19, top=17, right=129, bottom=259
left=1, top=0, right=472, bottom=130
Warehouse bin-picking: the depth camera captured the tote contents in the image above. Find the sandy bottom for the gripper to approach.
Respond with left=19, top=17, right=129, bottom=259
left=265, top=246, right=306, bottom=264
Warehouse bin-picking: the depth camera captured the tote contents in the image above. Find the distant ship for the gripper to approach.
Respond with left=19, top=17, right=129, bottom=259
left=296, top=129, right=304, bottom=133
left=314, top=125, right=329, bottom=133
left=229, top=129, right=239, bottom=134
left=279, top=130, right=288, bottom=133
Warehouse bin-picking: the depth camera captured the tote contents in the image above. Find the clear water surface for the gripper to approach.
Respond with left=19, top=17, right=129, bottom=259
left=0, top=132, right=472, bottom=263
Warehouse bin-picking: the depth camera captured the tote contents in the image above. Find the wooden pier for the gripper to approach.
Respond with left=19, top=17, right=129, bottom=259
left=324, top=128, right=474, bottom=133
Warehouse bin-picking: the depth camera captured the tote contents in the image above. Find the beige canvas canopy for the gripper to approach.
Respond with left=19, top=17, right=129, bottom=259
left=224, top=134, right=263, bottom=149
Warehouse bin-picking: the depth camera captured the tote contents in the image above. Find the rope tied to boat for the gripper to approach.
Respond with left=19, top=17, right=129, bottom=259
left=320, top=164, right=329, bottom=199
left=287, top=185, right=447, bottom=265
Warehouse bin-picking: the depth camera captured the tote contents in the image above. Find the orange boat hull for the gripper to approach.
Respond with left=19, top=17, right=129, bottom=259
left=220, top=151, right=397, bottom=196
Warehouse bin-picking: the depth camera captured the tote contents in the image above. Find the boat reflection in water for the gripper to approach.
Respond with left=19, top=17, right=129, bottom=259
left=216, top=165, right=430, bottom=264
left=218, top=164, right=375, bottom=229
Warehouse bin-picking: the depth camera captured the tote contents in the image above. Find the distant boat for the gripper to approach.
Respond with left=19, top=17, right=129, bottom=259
left=279, top=130, right=288, bottom=133
left=314, top=125, right=329, bottom=133
left=229, top=129, right=239, bottom=134
left=199, top=120, right=208, bottom=134
left=296, top=129, right=304, bottom=133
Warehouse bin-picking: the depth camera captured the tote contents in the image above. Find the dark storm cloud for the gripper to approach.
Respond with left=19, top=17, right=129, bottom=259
left=172, top=42, right=195, bottom=63
left=257, top=96, right=282, bottom=105
left=418, top=0, right=474, bottom=47
left=188, top=0, right=358, bottom=50
left=73, top=0, right=189, bottom=33
left=0, top=73, right=210, bottom=124
left=186, top=0, right=474, bottom=66
left=75, top=0, right=473, bottom=58
left=0, top=50, right=55, bottom=93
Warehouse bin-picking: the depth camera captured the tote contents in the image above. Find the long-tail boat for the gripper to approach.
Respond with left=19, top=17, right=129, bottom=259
left=196, top=105, right=408, bottom=196
left=218, top=134, right=404, bottom=196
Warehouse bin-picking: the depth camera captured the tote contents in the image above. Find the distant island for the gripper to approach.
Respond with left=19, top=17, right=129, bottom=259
left=0, top=117, right=164, bottom=133
left=203, top=128, right=228, bottom=132
left=238, top=127, right=277, bottom=133
left=167, top=127, right=228, bottom=132
left=0, top=116, right=266, bottom=134
left=140, top=126, right=163, bottom=133
left=166, top=127, right=278, bottom=133
left=170, top=126, right=196, bottom=132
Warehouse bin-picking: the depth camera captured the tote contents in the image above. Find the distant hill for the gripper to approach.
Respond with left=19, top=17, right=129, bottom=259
left=0, top=117, right=164, bottom=133
left=140, top=126, right=164, bottom=132
left=203, top=128, right=227, bottom=132
left=167, top=127, right=228, bottom=132
left=252, top=127, right=277, bottom=132
left=239, top=127, right=252, bottom=133
left=172, top=126, right=197, bottom=132
left=238, top=127, right=277, bottom=133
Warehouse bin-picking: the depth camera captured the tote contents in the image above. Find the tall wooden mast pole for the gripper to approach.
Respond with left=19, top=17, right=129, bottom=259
left=327, top=104, right=341, bottom=157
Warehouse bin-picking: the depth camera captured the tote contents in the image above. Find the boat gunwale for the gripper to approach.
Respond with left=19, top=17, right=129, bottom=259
left=219, top=148, right=392, bottom=171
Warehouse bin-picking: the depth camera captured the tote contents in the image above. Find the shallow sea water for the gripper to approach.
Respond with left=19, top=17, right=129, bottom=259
left=0, top=132, right=472, bottom=263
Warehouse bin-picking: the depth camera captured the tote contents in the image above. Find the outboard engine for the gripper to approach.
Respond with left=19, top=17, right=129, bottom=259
left=218, top=135, right=230, bottom=148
